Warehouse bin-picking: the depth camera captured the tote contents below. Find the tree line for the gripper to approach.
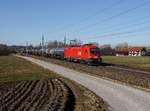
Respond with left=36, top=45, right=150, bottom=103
left=0, top=44, right=16, bottom=56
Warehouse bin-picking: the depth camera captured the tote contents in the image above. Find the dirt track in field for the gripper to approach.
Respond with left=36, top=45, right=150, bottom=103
left=0, top=78, right=75, bottom=111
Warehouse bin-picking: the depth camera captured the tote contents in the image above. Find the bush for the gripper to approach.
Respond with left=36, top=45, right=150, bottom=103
left=0, top=44, right=12, bottom=56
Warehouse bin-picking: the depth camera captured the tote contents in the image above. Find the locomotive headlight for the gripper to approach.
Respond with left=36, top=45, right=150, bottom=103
left=77, top=51, right=81, bottom=56
left=93, top=56, right=98, bottom=59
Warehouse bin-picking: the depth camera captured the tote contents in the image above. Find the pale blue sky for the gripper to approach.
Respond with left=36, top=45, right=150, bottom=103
left=0, top=0, right=150, bottom=46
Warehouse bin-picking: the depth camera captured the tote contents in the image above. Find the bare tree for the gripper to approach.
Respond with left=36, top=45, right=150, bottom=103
left=0, top=44, right=11, bottom=55
left=100, top=44, right=115, bottom=55
left=70, top=39, right=82, bottom=45
left=116, top=42, right=128, bottom=48
left=48, top=40, right=65, bottom=49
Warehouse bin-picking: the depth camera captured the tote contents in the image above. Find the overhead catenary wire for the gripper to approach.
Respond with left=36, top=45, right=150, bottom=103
left=88, top=18, right=150, bottom=36
left=97, top=32, right=150, bottom=46
left=49, top=0, right=150, bottom=44
left=85, top=25, right=150, bottom=39
left=53, top=0, right=124, bottom=34
left=109, top=32, right=150, bottom=40
left=71, top=0, right=150, bottom=35
left=107, top=19, right=150, bottom=32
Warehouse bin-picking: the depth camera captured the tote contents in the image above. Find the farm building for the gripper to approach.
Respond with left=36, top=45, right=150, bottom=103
left=99, top=45, right=115, bottom=56
left=146, top=47, right=150, bottom=56
left=115, top=48, right=128, bottom=56
left=115, top=47, right=146, bottom=56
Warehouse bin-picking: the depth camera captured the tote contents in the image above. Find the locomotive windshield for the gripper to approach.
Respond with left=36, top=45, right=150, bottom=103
left=90, top=48, right=100, bottom=54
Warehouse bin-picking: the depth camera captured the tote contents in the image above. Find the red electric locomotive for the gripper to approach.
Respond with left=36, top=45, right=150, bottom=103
left=64, top=44, right=102, bottom=64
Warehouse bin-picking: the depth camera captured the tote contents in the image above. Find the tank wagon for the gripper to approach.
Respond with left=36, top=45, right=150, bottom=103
left=49, top=48, right=64, bottom=59
left=49, top=45, right=102, bottom=64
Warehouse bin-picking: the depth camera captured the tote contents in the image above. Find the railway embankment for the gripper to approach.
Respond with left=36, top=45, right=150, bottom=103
left=31, top=55, right=150, bottom=90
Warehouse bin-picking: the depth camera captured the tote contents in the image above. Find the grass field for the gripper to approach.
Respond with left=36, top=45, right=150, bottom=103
left=0, top=56, right=58, bottom=82
left=102, top=56, right=150, bottom=70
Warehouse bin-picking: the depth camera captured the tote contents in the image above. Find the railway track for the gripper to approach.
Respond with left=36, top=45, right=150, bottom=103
left=32, top=54, right=150, bottom=75
left=41, top=56, right=150, bottom=75
left=23, top=54, right=150, bottom=75
left=107, top=65, right=150, bottom=75
left=94, top=61, right=150, bottom=75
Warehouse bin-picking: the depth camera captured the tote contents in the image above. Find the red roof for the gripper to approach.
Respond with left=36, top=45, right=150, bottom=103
left=115, top=48, right=128, bottom=53
left=128, top=47, right=145, bottom=52
left=116, top=47, right=145, bottom=52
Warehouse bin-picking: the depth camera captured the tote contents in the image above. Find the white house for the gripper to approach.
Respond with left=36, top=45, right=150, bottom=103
left=116, top=47, right=146, bottom=56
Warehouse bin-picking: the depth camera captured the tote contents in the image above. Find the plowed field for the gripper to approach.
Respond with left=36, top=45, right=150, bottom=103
left=0, top=78, right=74, bottom=111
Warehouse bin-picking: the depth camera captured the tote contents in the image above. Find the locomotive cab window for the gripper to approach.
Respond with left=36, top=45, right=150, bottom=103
left=90, top=48, right=100, bottom=54
left=85, top=50, right=88, bottom=54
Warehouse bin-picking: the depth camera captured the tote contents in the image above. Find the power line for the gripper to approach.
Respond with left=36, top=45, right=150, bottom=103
left=70, top=0, right=123, bottom=26
left=85, top=25, right=150, bottom=39
left=54, top=0, right=124, bottom=34
left=72, top=0, right=150, bottom=35
left=111, top=32, right=150, bottom=39
left=90, top=18, right=150, bottom=35
left=97, top=32, right=150, bottom=47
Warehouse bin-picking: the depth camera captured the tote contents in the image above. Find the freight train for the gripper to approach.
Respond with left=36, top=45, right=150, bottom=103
left=25, top=44, right=102, bottom=65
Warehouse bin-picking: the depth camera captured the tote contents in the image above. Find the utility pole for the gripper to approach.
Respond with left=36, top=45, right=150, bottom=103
left=42, top=34, right=44, bottom=50
left=26, top=41, right=28, bottom=56
left=42, top=34, right=44, bottom=56
left=64, top=34, right=66, bottom=46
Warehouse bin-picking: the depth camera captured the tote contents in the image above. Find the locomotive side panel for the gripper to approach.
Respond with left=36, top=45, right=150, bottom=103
left=64, top=45, right=102, bottom=64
